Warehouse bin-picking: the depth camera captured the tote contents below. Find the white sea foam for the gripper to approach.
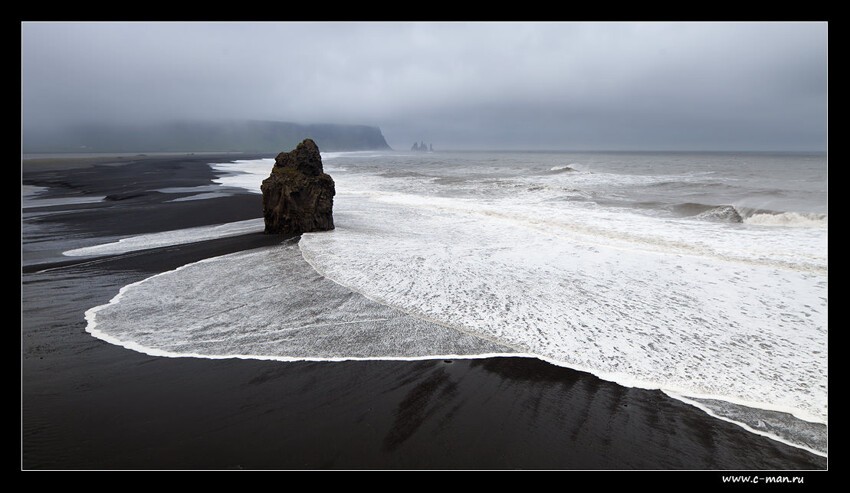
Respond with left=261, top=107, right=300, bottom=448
left=63, top=218, right=264, bottom=257
left=666, top=392, right=827, bottom=457
left=322, top=151, right=389, bottom=160
left=211, top=159, right=273, bottom=193
left=297, top=188, right=827, bottom=454
left=550, top=163, right=581, bottom=172
left=84, top=153, right=827, bottom=456
left=210, top=157, right=352, bottom=194
left=694, top=205, right=743, bottom=223
left=299, top=191, right=826, bottom=414
left=745, top=211, right=828, bottom=228
left=86, top=241, right=515, bottom=360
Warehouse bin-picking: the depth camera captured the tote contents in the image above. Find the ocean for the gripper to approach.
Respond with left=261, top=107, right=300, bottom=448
left=78, top=150, right=827, bottom=458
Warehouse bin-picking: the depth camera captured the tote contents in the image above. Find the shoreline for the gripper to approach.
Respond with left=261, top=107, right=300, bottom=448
left=21, top=151, right=273, bottom=173
left=22, top=155, right=827, bottom=469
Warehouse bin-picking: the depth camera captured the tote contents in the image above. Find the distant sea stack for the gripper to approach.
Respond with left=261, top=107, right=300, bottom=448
left=411, top=141, right=434, bottom=152
left=261, top=139, right=335, bottom=234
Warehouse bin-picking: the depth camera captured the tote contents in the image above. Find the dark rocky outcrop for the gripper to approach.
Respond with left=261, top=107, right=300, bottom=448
left=261, top=139, right=335, bottom=234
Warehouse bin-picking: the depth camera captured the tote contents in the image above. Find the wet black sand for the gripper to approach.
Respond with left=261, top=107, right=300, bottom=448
left=21, top=155, right=827, bottom=470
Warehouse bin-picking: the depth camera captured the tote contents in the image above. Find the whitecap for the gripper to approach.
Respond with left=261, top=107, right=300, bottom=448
left=745, top=212, right=828, bottom=228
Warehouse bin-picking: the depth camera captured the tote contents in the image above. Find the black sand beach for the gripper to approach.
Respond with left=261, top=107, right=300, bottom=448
left=21, top=155, right=827, bottom=470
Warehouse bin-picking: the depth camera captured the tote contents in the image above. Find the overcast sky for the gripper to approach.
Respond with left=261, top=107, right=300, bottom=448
left=22, top=22, right=827, bottom=151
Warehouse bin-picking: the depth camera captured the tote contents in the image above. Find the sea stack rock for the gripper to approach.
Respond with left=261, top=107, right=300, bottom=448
left=261, top=139, right=335, bottom=234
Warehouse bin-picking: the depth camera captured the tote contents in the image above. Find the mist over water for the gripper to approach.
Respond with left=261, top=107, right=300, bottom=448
left=22, top=23, right=827, bottom=152
left=84, top=150, right=828, bottom=456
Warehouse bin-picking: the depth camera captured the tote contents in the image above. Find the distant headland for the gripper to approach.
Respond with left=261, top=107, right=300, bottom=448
left=22, top=120, right=393, bottom=153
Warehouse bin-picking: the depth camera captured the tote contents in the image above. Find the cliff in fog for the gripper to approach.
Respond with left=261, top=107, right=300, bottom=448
left=23, top=120, right=392, bottom=153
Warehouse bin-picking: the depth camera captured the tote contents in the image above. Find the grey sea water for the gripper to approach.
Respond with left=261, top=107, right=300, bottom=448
left=84, top=150, right=828, bottom=456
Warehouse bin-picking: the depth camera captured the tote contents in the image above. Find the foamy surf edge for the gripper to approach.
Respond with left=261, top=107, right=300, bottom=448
left=300, top=232, right=828, bottom=457
left=84, top=267, right=518, bottom=364
left=86, top=275, right=828, bottom=459
left=665, top=392, right=827, bottom=458
left=82, top=238, right=827, bottom=458
left=298, top=236, right=826, bottom=427
left=744, top=211, right=828, bottom=228
left=63, top=218, right=265, bottom=257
